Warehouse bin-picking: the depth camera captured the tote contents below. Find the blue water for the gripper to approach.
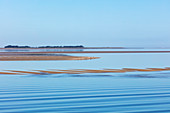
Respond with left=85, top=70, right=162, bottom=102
left=0, top=50, right=170, bottom=112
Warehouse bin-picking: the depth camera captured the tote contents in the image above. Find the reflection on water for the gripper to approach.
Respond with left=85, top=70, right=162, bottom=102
left=0, top=50, right=170, bottom=112
left=23, top=71, right=170, bottom=79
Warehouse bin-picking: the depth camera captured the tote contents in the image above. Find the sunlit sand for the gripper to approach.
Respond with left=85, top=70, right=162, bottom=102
left=1, top=67, right=170, bottom=75
left=0, top=55, right=99, bottom=61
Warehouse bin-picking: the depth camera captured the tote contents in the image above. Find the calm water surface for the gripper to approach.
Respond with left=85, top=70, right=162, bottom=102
left=0, top=50, right=170, bottom=112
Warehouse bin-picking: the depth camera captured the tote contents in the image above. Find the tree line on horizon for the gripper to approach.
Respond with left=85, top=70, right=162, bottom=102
left=4, top=45, right=84, bottom=48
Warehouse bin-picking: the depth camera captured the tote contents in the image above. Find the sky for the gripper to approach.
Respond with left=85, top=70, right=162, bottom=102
left=0, top=0, right=170, bottom=47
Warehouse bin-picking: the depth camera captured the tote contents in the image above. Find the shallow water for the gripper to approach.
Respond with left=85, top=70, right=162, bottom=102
left=0, top=49, right=170, bottom=112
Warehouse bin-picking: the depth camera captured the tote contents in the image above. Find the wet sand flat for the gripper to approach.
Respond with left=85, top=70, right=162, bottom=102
left=1, top=67, right=170, bottom=75
left=0, top=56, right=99, bottom=61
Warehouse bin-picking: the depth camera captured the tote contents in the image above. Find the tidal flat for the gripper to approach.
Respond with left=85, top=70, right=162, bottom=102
left=0, top=49, right=170, bottom=112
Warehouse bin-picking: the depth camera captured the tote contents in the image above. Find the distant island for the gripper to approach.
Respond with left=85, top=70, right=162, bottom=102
left=4, top=45, right=84, bottom=48
left=3, top=45, right=127, bottom=49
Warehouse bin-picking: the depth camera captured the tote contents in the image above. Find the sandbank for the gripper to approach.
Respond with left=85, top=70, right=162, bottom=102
left=0, top=55, right=99, bottom=61
left=1, top=67, right=170, bottom=75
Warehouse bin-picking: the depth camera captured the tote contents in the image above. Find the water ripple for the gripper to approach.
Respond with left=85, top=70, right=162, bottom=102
left=0, top=76, right=170, bottom=112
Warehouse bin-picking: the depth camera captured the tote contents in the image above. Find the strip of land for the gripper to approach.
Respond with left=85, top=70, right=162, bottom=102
left=0, top=47, right=125, bottom=49
left=1, top=67, right=170, bottom=75
left=1, top=51, right=170, bottom=54
left=0, top=56, right=99, bottom=61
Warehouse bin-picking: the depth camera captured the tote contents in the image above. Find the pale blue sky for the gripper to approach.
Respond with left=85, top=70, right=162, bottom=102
left=0, top=0, right=170, bottom=47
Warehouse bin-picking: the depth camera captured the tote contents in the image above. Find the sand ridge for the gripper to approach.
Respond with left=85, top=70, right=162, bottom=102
left=0, top=67, right=170, bottom=75
left=0, top=55, right=99, bottom=61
